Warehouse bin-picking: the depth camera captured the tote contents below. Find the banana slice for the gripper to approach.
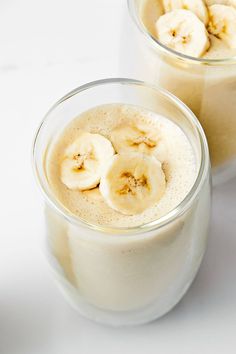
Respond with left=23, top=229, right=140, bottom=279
left=60, top=132, right=115, bottom=191
left=110, top=123, right=168, bottom=163
left=99, top=153, right=166, bottom=215
left=207, top=4, right=236, bottom=49
left=83, top=187, right=103, bottom=201
left=162, top=0, right=209, bottom=25
left=205, top=0, right=236, bottom=8
left=155, top=9, right=210, bottom=57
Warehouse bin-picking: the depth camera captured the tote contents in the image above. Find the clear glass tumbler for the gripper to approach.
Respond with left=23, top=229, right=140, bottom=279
left=122, top=0, right=236, bottom=185
left=33, top=78, right=211, bottom=326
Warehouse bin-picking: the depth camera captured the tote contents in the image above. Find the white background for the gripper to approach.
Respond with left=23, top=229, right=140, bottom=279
left=0, top=1, right=236, bottom=353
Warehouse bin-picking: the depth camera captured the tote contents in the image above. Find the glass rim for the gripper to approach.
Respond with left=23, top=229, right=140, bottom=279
left=127, top=0, right=236, bottom=66
left=32, top=78, right=209, bottom=236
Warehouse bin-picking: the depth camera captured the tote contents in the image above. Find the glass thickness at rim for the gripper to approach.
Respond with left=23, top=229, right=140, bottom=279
left=127, top=0, right=236, bottom=66
left=32, top=78, right=209, bottom=236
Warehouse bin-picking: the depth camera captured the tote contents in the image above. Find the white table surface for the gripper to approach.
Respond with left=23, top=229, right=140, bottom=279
left=0, top=1, right=235, bottom=353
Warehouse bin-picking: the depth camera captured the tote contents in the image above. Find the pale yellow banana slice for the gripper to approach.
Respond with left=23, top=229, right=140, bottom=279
left=99, top=153, right=166, bottom=215
left=205, top=0, right=236, bottom=8
left=60, top=132, right=114, bottom=191
left=162, top=0, right=209, bottom=25
left=110, top=123, right=168, bottom=163
left=155, top=9, right=210, bottom=57
left=208, top=4, right=236, bottom=48
left=83, top=187, right=103, bottom=201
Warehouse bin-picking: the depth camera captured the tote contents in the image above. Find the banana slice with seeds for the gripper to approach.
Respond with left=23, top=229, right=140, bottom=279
left=155, top=9, right=210, bottom=57
left=162, top=0, right=209, bottom=25
left=99, top=153, right=166, bottom=215
left=208, top=4, right=236, bottom=49
left=110, top=123, right=168, bottom=162
left=60, top=132, right=115, bottom=191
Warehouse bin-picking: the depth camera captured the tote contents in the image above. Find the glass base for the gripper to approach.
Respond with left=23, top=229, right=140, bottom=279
left=51, top=259, right=203, bottom=327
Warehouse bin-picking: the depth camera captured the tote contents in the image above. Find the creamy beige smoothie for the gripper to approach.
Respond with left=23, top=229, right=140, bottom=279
left=141, top=0, right=236, bottom=60
left=33, top=79, right=211, bottom=325
left=46, top=104, right=197, bottom=227
left=126, top=0, right=236, bottom=180
left=42, top=102, right=210, bottom=320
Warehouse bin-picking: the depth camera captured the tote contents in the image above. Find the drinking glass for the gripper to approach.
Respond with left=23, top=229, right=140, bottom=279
left=121, top=0, right=236, bottom=185
left=33, top=78, right=211, bottom=326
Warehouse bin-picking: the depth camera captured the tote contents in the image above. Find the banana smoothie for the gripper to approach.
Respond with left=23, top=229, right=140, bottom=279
left=141, top=0, right=236, bottom=60
left=33, top=79, right=210, bottom=325
left=126, top=0, right=236, bottom=181
left=47, top=104, right=197, bottom=226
